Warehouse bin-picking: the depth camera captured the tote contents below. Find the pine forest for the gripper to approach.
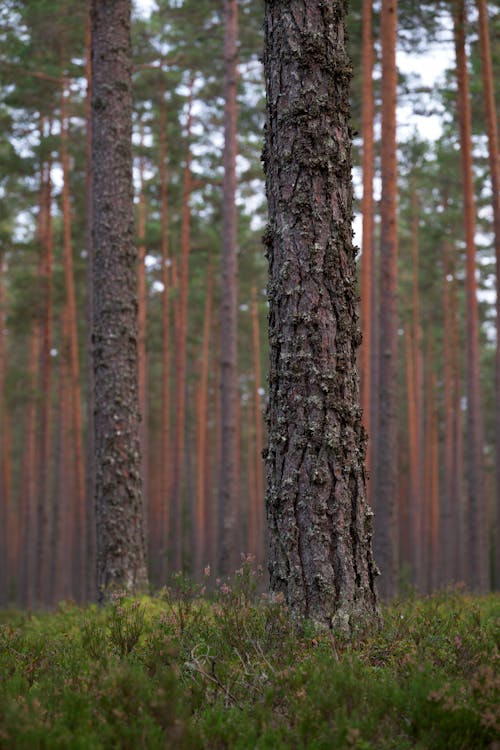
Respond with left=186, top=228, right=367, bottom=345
left=1, top=0, right=500, bottom=612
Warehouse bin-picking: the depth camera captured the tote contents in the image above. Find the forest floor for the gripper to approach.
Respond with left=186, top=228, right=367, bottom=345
left=0, top=565, right=499, bottom=749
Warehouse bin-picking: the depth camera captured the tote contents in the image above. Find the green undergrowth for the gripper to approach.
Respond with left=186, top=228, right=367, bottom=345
left=1, top=564, right=499, bottom=749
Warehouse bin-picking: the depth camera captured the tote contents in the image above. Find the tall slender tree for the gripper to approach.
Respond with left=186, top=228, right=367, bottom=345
left=374, top=0, right=399, bottom=600
left=263, top=0, right=378, bottom=629
left=218, top=0, right=240, bottom=576
left=452, top=0, right=488, bottom=591
left=91, top=0, right=148, bottom=598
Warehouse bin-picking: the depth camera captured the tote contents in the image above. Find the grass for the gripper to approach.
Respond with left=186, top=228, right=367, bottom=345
left=0, top=563, right=499, bottom=749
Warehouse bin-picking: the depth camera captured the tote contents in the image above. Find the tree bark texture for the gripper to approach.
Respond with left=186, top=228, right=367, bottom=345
left=251, top=285, right=265, bottom=563
left=453, top=0, right=488, bottom=592
left=263, top=0, right=379, bottom=630
left=374, top=0, right=399, bottom=601
left=218, top=0, right=240, bottom=576
left=91, top=0, right=148, bottom=598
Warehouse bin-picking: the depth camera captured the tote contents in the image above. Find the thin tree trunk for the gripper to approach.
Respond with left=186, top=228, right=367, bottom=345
left=51, top=308, right=74, bottom=604
left=0, top=257, right=8, bottom=606
left=450, top=268, right=464, bottom=582
left=442, top=238, right=455, bottom=586
left=137, top=148, right=148, bottom=555
left=20, top=325, right=40, bottom=609
left=91, top=0, right=148, bottom=597
left=218, top=0, right=240, bottom=576
left=159, top=93, right=170, bottom=582
left=36, top=154, right=54, bottom=606
left=405, top=323, right=418, bottom=582
left=453, top=0, right=488, bottom=591
left=85, top=3, right=96, bottom=601
left=60, top=79, right=86, bottom=601
left=251, top=286, right=264, bottom=564
left=172, top=82, right=194, bottom=572
left=263, top=0, right=379, bottom=629
left=195, top=265, right=214, bottom=578
left=360, top=0, right=375, bottom=485
left=476, top=0, right=500, bottom=589
left=410, top=187, right=424, bottom=590
left=374, top=0, right=399, bottom=600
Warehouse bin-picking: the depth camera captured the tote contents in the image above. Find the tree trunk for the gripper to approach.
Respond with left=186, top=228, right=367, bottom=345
left=196, top=265, right=214, bottom=578
left=218, top=0, right=240, bottom=576
left=453, top=0, right=488, bottom=591
left=0, top=257, right=8, bottom=606
left=85, top=1, right=96, bottom=601
left=263, top=0, right=379, bottom=630
left=360, top=0, right=375, bottom=487
left=476, top=0, right=500, bottom=589
left=251, top=286, right=264, bottom=563
left=60, top=81, right=86, bottom=601
left=137, top=148, right=148, bottom=559
left=172, top=82, right=194, bottom=572
left=374, top=0, right=399, bottom=601
left=91, top=0, right=148, bottom=598
left=159, top=93, right=170, bottom=582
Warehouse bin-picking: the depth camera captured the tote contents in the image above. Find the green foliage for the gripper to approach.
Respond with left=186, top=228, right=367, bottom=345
left=1, top=583, right=498, bottom=749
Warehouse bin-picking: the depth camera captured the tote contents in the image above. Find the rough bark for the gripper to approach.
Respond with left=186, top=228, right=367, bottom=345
left=263, top=0, right=379, bottom=630
left=453, top=0, right=488, bottom=591
left=218, top=0, right=240, bottom=576
left=0, top=257, right=8, bottom=606
left=359, top=0, right=375, bottom=487
left=374, top=0, right=399, bottom=601
left=476, top=0, right=500, bottom=589
left=91, top=0, right=148, bottom=598
left=137, top=150, right=148, bottom=542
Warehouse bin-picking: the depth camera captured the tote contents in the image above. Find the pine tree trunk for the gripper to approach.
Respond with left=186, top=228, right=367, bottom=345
left=172, top=83, right=194, bottom=572
left=374, top=0, right=399, bottom=600
left=405, top=323, right=418, bottom=582
left=60, top=81, right=86, bottom=601
left=442, top=242, right=455, bottom=586
left=360, top=0, right=375, bottom=485
left=196, top=266, right=213, bottom=578
left=91, top=0, right=148, bottom=597
left=0, top=257, right=8, bottom=606
left=476, top=0, right=500, bottom=589
left=453, top=0, right=488, bottom=591
left=251, top=286, right=264, bottom=563
left=85, top=2, right=96, bottom=601
left=263, top=0, right=379, bottom=630
left=218, top=0, right=240, bottom=576
left=36, top=156, right=53, bottom=606
left=137, top=150, right=148, bottom=556
left=159, top=94, right=170, bottom=582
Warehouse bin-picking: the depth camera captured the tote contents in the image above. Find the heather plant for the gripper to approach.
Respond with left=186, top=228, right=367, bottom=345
left=0, top=584, right=498, bottom=749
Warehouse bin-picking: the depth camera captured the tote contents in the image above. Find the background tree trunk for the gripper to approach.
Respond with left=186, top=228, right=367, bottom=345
left=91, top=0, right=148, bottom=598
left=374, top=0, right=399, bottom=601
left=453, top=0, right=488, bottom=592
left=218, top=0, right=240, bottom=576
